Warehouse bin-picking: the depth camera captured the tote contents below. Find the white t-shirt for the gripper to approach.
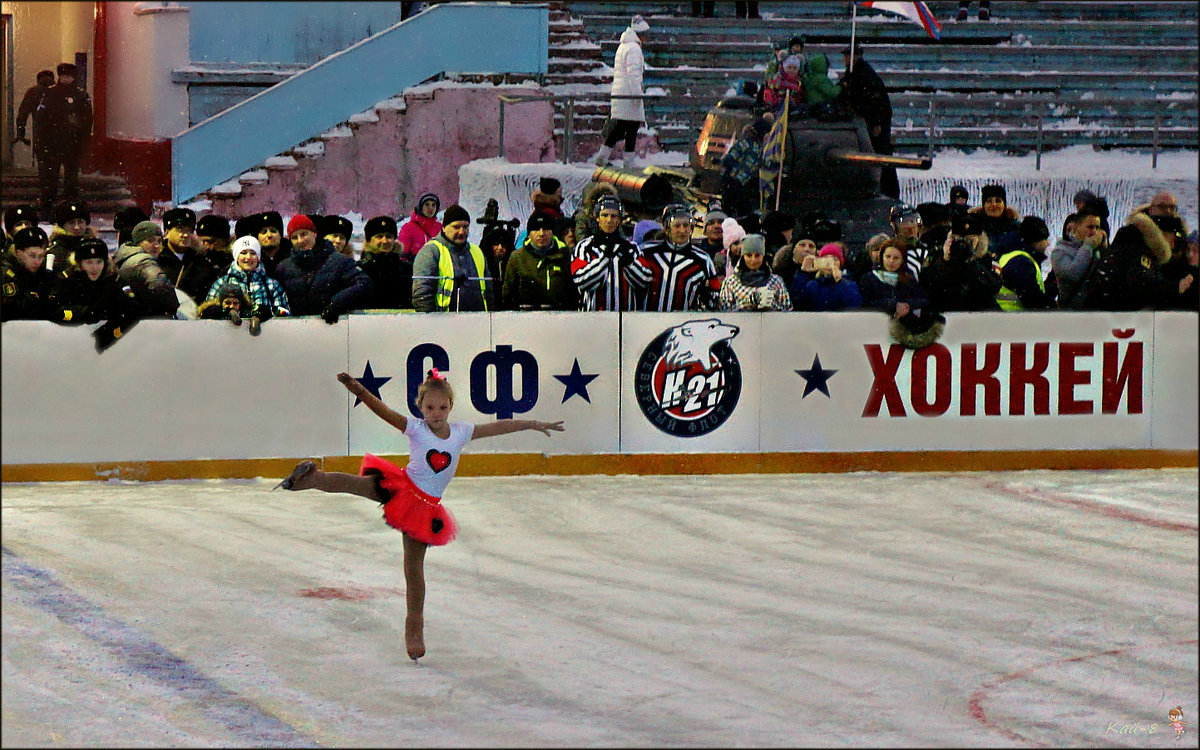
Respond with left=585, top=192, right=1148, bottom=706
left=403, top=419, right=474, bottom=498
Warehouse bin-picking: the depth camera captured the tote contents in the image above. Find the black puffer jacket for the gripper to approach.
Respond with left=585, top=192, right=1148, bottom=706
left=274, top=241, right=373, bottom=317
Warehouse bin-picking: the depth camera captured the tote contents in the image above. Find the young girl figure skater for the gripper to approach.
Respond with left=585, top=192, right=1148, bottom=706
left=277, top=369, right=565, bottom=660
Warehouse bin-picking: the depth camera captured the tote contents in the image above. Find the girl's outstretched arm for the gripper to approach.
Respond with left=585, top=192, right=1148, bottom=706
left=472, top=419, right=565, bottom=439
left=337, top=372, right=408, bottom=432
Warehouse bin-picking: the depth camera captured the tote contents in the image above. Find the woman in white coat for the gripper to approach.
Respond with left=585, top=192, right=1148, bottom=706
left=594, top=15, right=650, bottom=169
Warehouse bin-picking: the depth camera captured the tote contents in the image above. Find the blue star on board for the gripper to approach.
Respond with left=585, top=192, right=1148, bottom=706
left=553, top=358, right=600, bottom=403
left=796, top=354, right=838, bottom=398
left=352, top=360, right=391, bottom=407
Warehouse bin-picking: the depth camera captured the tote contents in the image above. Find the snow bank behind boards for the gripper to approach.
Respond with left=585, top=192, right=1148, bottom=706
left=1, top=312, right=1195, bottom=468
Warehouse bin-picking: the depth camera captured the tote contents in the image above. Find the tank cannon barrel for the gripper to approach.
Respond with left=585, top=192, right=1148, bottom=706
left=826, top=149, right=932, bottom=170
left=590, top=166, right=675, bottom=211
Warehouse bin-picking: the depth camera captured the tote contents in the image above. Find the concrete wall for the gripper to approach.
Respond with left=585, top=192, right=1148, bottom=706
left=105, top=1, right=189, bottom=140
left=204, top=84, right=556, bottom=219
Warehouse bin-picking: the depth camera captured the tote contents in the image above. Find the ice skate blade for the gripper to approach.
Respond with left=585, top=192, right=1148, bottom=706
left=273, top=460, right=316, bottom=491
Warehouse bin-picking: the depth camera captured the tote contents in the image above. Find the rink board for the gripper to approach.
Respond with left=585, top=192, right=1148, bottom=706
left=1, top=311, right=1196, bottom=477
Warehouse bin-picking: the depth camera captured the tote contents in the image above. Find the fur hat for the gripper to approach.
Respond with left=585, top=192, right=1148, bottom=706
left=256, top=211, right=284, bottom=234
left=196, top=214, right=231, bottom=241
left=865, top=232, right=892, bottom=257
left=818, top=243, right=844, bottom=265
left=131, top=220, right=162, bottom=244
left=981, top=184, right=1007, bottom=204
left=231, top=235, right=262, bottom=264
left=12, top=226, right=49, bottom=250
left=1020, top=216, right=1050, bottom=244
left=53, top=201, right=89, bottom=227
left=4, top=205, right=38, bottom=234
left=889, top=316, right=946, bottom=350
left=285, top=214, right=316, bottom=238
left=74, top=237, right=110, bottom=263
left=113, top=205, right=150, bottom=234
left=364, top=216, right=398, bottom=239
left=762, top=210, right=796, bottom=235
left=916, top=201, right=949, bottom=226
left=527, top=212, right=555, bottom=233
left=442, top=204, right=470, bottom=226
left=319, top=215, right=353, bottom=238
left=740, top=234, right=766, bottom=256
left=162, top=207, right=197, bottom=231
left=722, top=218, right=746, bottom=250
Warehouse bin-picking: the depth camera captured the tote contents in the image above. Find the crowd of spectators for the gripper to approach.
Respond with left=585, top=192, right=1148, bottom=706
left=1, top=179, right=1194, bottom=350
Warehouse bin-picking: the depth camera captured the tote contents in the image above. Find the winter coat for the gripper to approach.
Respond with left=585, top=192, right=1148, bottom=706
left=1051, top=233, right=1106, bottom=309
left=32, top=82, right=92, bottom=157
left=1160, top=253, right=1198, bottom=311
left=996, top=248, right=1054, bottom=310
left=764, top=69, right=802, bottom=109
left=274, top=242, right=373, bottom=317
left=794, top=273, right=863, bottom=311
left=206, top=263, right=291, bottom=319
left=157, top=242, right=223, bottom=307
left=610, top=27, right=646, bottom=122
left=1085, top=212, right=1175, bottom=311
left=411, top=233, right=495, bottom=312
left=836, top=58, right=891, bottom=130
left=358, top=250, right=414, bottom=309
left=968, top=205, right=1023, bottom=257
left=719, top=267, right=791, bottom=311
left=398, top=211, right=442, bottom=262
left=51, top=266, right=136, bottom=325
left=921, top=240, right=1002, bottom=313
left=859, top=267, right=931, bottom=316
left=112, top=243, right=181, bottom=318
left=259, top=239, right=292, bottom=280
left=502, top=237, right=578, bottom=310
left=802, top=54, right=842, bottom=105
left=1, top=250, right=59, bottom=321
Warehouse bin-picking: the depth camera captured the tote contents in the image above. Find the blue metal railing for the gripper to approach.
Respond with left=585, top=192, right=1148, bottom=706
left=172, top=2, right=548, bottom=204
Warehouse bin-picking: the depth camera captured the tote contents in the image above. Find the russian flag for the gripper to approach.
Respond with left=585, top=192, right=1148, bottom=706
left=859, top=1, right=942, bottom=40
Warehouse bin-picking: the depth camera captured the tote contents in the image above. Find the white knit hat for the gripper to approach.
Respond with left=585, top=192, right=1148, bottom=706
left=232, top=235, right=262, bottom=264
left=722, top=218, right=746, bottom=250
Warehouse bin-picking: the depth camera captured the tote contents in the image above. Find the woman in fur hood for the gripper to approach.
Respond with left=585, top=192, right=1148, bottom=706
left=1084, top=211, right=1179, bottom=310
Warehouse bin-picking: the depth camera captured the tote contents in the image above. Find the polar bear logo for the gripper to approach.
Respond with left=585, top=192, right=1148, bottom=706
left=661, top=319, right=740, bottom=369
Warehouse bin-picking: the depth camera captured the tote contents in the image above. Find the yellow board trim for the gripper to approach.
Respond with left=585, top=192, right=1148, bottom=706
left=2, top=450, right=1195, bottom=483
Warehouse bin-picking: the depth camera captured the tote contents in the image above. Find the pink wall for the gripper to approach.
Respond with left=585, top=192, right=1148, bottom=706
left=205, top=85, right=556, bottom=219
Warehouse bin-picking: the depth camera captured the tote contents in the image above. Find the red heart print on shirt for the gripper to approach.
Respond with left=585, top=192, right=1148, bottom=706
left=426, top=449, right=452, bottom=473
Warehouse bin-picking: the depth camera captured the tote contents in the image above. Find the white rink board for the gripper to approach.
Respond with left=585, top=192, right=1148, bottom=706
left=759, top=311, right=1160, bottom=452
left=0, top=311, right=1195, bottom=465
left=1150, top=311, right=1200, bottom=451
left=345, top=313, right=493, bottom=456
left=0, top=319, right=347, bottom=464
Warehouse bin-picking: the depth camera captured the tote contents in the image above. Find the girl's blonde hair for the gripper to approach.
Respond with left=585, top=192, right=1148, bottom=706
left=416, top=369, right=454, bottom=406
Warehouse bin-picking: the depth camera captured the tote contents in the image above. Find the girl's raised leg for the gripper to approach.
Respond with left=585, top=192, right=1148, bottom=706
left=403, top=533, right=428, bottom=660
left=276, top=461, right=387, bottom=501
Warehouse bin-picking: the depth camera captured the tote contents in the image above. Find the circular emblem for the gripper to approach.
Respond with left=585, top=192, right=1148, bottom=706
left=634, top=319, right=741, bottom=437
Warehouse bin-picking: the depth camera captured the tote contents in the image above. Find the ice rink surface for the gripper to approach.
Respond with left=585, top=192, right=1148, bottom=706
left=3, top=469, right=1197, bottom=748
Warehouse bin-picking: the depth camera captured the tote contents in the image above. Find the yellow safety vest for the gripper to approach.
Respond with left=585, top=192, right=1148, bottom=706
left=430, top=237, right=489, bottom=311
left=996, top=249, right=1044, bottom=311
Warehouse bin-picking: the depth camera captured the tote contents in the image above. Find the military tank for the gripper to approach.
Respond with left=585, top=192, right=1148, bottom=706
left=591, top=93, right=932, bottom=251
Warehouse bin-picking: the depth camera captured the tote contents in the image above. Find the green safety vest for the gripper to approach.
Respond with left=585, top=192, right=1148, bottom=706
left=996, top=249, right=1044, bottom=312
left=430, top=237, right=489, bottom=311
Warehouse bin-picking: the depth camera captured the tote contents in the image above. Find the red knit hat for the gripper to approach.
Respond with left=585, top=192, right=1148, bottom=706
left=818, top=243, right=844, bottom=265
left=286, top=214, right=316, bottom=238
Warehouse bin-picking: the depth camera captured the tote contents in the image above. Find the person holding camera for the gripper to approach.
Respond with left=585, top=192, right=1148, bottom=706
left=921, top=214, right=1002, bottom=312
left=719, top=234, right=791, bottom=312
left=792, top=243, right=863, bottom=312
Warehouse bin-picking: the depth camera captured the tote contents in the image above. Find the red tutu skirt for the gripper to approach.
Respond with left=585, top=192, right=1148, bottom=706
left=360, top=453, right=457, bottom=546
